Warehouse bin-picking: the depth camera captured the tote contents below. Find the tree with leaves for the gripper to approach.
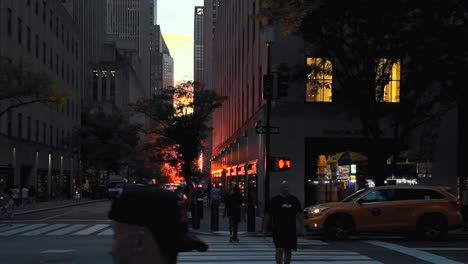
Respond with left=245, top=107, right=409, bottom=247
left=261, top=0, right=467, bottom=185
left=129, top=81, right=227, bottom=185
left=0, top=58, right=69, bottom=117
left=68, top=107, right=142, bottom=186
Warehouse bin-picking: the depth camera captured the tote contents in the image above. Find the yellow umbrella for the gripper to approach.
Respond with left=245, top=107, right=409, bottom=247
left=327, top=151, right=368, bottom=165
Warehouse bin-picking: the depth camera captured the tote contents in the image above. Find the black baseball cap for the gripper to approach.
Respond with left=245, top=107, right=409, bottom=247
left=108, top=185, right=208, bottom=254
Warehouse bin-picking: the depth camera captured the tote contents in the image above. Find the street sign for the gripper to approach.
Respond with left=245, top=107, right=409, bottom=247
left=255, top=126, right=280, bottom=134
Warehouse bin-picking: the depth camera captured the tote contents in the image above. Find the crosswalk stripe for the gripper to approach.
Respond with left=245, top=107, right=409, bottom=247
left=97, top=228, right=114, bottom=236
left=46, top=224, right=87, bottom=236
left=0, top=224, right=47, bottom=236
left=72, top=224, right=109, bottom=235
left=20, top=224, right=70, bottom=236
left=175, top=236, right=382, bottom=264
left=0, top=224, right=27, bottom=232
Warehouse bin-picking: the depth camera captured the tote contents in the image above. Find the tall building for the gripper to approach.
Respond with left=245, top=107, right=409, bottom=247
left=0, top=0, right=83, bottom=197
left=194, top=6, right=204, bottom=89
left=106, top=0, right=151, bottom=97
left=161, top=38, right=174, bottom=89
left=206, top=0, right=458, bottom=233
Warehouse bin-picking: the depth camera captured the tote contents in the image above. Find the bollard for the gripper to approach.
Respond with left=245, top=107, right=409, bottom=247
left=197, top=198, right=204, bottom=219
left=192, top=202, right=200, bottom=229
left=210, top=201, right=219, bottom=231
left=247, top=204, right=255, bottom=232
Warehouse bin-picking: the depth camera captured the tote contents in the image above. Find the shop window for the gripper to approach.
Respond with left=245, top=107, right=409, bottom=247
left=306, top=57, right=333, bottom=102
left=376, top=59, right=400, bottom=103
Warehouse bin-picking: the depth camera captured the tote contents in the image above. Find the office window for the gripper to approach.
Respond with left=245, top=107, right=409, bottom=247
left=49, top=47, right=53, bottom=70
left=27, top=0, right=31, bottom=6
left=50, top=125, right=53, bottom=145
left=61, top=24, right=64, bottom=43
left=42, top=42, right=47, bottom=64
left=376, top=59, right=400, bottom=103
left=66, top=32, right=69, bottom=50
left=42, top=1, right=46, bottom=24
left=66, top=64, right=69, bottom=83
left=306, top=57, right=333, bottom=102
left=49, top=10, right=53, bottom=31
left=17, top=113, right=23, bottom=138
left=43, top=122, right=46, bottom=143
left=7, top=110, right=12, bottom=136
left=17, top=18, right=22, bottom=44
left=35, top=120, right=39, bottom=142
left=55, top=17, right=59, bottom=37
left=55, top=54, right=59, bottom=74
left=35, top=34, right=39, bottom=58
left=56, top=127, right=59, bottom=146
left=27, top=116, right=31, bottom=140
left=71, top=37, right=74, bottom=54
left=61, top=59, right=64, bottom=79
left=71, top=103, right=74, bottom=120
left=35, top=0, right=39, bottom=15
left=27, top=27, right=31, bottom=52
left=75, top=41, right=79, bottom=58
left=7, top=9, right=12, bottom=36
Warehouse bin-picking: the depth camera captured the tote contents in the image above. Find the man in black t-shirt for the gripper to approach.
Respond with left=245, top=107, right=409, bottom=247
left=266, top=181, right=304, bottom=264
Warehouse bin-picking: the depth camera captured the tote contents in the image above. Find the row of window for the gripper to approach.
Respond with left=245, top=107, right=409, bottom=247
left=1, top=111, right=72, bottom=149
left=6, top=5, right=80, bottom=90
left=305, top=57, right=401, bottom=103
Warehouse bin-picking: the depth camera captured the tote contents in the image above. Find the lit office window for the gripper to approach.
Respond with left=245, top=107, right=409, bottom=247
left=306, top=57, right=333, bottom=102
left=376, top=59, right=400, bottom=103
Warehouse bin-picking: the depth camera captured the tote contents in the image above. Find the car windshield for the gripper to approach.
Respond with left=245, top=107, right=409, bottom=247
left=341, top=188, right=368, bottom=202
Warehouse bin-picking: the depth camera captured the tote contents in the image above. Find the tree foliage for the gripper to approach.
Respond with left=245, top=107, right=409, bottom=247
left=0, top=58, right=70, bottom=117
left=69, top=107, right=142, bottom=180
left=129, top=81, right=227, bottom=184
left=261, top=0, right=467, bottom=185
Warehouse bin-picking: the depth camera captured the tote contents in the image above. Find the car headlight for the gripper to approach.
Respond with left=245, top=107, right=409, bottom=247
left=309, top=207, right=330, bottom=215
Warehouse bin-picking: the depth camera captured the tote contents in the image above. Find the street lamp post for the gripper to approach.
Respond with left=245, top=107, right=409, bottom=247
left=263, top=26, right=274, bottom=215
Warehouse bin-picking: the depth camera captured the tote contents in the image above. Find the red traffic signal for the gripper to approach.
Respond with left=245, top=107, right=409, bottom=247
left=270, top=157, right=292, bottom=171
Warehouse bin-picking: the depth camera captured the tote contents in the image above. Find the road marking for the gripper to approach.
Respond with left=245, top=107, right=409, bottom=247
left=20, top=224, right=70, bottom=236
left=72, top=224, right=109, bottom=235
left=365, top=240, right=464, bottom=264
left=46, top=224, right=86, bottom=235
left=97, top=228, right=113, bottom=236
left=0, top=224, right=27, bottom=232
left=415, top=248, right=468, bottom=251
left=40, top=212, right=71, bottom=221
left=0, top=224, right=47, bottom=236
left=40, top=249, right=77, bottom=254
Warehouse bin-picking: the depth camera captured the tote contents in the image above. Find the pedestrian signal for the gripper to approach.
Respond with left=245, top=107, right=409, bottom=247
left=270, top=157, right=292, bottom=172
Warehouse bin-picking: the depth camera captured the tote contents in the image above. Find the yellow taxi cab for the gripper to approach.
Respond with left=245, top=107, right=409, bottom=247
left=304, top=185, right=463, bottom=240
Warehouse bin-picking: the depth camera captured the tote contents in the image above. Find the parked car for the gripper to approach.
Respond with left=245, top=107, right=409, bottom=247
left=304, top=185, right=463, bottom=240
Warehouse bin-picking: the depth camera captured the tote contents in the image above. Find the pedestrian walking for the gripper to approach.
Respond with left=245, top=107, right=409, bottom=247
left=265, top=181, right=305, bottom=264
left=224, top=185, right=243, bottom=242
left=11, top=186, right=20, bottom=207
left=20, top=186, right=29, bottom=208
left=108, top=185, right=208, bottom=264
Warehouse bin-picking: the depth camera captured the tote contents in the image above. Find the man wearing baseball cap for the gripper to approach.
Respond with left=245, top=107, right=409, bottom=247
left=108, top=185, right=208, bottom=264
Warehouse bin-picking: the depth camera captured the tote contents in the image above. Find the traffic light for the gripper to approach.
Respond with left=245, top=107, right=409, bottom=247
left=270, top=157, right=292, bottom=172
left=276, top=72, right=289, bottom=98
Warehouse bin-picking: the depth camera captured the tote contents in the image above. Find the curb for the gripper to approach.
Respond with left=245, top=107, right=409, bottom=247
left=13, top=199, right=108, bottom=216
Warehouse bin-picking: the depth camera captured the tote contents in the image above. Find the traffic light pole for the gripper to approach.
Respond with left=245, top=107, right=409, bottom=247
left=264, top=41, right=272, bottom=213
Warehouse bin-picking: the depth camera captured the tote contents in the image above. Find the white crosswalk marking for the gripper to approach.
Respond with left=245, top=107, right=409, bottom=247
left=0, top=224, right=27, bottom=232
left=20, top=224, right=70, bottom=236
left=46, top=224, right=87, bottom=236
left=178, top=236, right=383, bottom=263
left=72, top=224, right=109, bottom=235
left=0, top=224, right=47, bottom=236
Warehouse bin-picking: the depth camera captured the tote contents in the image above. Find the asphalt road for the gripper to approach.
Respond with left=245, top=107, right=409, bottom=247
left=1, top=201, right=468, bottom=264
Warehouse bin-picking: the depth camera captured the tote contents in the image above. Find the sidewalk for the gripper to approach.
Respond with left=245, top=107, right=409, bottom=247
left=12, top=197, right=107, bottom=216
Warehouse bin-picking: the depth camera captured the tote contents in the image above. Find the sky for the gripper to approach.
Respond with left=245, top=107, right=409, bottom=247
left=156, top=0, right=204, bottom=84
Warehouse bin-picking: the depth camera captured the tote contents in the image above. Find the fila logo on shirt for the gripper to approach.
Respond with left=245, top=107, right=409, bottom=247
left=282, top=203, right=292, bottom=208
